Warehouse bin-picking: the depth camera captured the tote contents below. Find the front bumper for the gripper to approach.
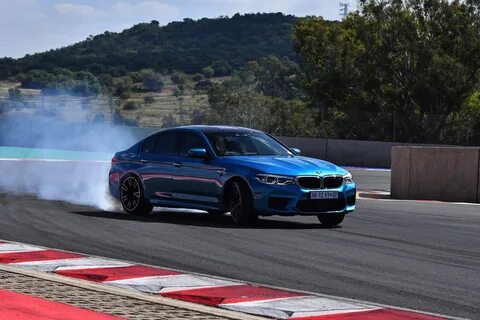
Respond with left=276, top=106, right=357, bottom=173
left=249, top=178, right=356, bottom=216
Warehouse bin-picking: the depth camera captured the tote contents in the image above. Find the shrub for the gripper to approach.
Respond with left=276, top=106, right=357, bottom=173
left=123, top=100, right=139, bottom=110
left=194, top=80, right=213, bottom=91
left=202, top=66, right=215, bottom=79
left=144, top=96, right=155, bottom=104
left=192, top=73, right=204, bottom=82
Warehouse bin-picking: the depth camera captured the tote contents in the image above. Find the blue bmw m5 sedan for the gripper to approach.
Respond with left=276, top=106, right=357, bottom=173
left=109, top=126, right=356, bottom=226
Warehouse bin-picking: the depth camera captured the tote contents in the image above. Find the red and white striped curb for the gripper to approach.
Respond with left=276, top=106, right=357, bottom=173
left=0, top=240, right=451, bottom=320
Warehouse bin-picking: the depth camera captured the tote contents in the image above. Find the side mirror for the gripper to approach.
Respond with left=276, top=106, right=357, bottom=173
left=188, top=148, right=208, bottom=158
left=290, top=148, right=301, bottom=155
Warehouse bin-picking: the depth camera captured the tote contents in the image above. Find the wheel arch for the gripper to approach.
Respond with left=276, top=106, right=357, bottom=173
left=222, top=176, right=254, bottom=210
left=119, top=171, right=146, bottom=193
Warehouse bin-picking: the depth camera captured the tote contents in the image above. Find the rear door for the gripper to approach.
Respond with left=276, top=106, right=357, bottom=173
left=169, top=131, right=224, bottom=208
left=138, top=131, right=179, bottom=200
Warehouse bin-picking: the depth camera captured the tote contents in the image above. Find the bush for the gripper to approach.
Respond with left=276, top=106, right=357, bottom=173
left=202, top=66, right=215, bottom=79
left=211, top=60, right=233, bottom=76
left=173, top=85, right=184, bottom=97
left=192, top=73, right=204, bottom=82
left=144, top=96, right=155, bottom=104
left=119, top=91, right=131, bottom=100
left=137, top=69, right=164, bottom=92
left=171, top=71, right=188, bottom=85
left=194, top=80, right=213, bottom=91
left=113, top=76, right=133, bottom=97
left=123, top=100, right=139, bottom=110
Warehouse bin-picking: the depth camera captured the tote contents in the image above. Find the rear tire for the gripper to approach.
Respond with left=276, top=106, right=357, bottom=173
left=317, top=214, right=345, bottom=227
left=228, top=180, right=258, bottom=225
left=120, top=174, right=153, bottom=216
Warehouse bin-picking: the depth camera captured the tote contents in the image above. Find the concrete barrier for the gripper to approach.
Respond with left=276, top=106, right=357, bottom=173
left=276, top=136, right=327, bottom=159
left=277, top=137, right=400, bottom=168
left=326, top=139, right=402, bottom=168
left=391, top=146, right=480, bottom=203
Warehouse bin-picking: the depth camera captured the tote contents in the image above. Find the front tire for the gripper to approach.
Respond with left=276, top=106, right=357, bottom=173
left=228, top=181, right=258, bottom=225
left=120, top=175, right=153, bottom=215
left=317, top=214, right=345, bottom=227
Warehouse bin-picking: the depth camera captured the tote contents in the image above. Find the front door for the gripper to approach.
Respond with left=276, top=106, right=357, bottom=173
left=169, top=131, right=223, bottom=208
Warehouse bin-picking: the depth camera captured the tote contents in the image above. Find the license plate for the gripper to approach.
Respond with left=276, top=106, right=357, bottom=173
left=311, top=191, right=338, bottom=200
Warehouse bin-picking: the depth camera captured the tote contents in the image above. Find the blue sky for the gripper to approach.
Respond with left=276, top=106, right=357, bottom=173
left=0, top=0, right=356, bottom=59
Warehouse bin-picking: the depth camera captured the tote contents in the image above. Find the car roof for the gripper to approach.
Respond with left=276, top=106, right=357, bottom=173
left=165, top=125, right=263, bottom=134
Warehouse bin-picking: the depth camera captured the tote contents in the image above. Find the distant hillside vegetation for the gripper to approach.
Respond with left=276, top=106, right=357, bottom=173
left=0, top=13, right=298, bottom=79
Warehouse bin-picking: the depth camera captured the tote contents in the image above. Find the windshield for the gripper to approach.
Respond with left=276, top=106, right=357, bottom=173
left=206, top=132, right=293, bottom=157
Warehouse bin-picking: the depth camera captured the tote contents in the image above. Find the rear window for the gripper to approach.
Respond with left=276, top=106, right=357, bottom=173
left=142, top=132, right=177, bottom=155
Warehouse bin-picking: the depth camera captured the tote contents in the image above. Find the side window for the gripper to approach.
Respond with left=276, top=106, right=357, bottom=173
left=179, top=132, right=207, bottom=156
left=141, top=135, right=157, bottom=154
left=154, top=132, right=178, bottom=155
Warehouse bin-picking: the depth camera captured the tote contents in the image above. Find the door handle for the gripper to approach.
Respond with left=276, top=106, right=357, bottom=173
left=173, top=162, right=182, bottom=167
left=140, top=159, right=148, bottom=163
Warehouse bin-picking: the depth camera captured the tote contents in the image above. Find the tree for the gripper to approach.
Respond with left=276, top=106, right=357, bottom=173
left=205, top=79, right=315, bottom=136
left=137, top=69, right=164, bottom=92
left=251, top=56, right=303, bottom=100
left=211, top=60, right=233, bottom=76
left=292, top=0, right=480, bottom=143
left=202, top=66, right=215, bottom=79
left=72, top=71, right=101, bottom=96
left=112, top=76, right=134, bottom=97
left=171, top=71, right=188, bottom=85
left=123, top=100, right=139, bottom=110
left=192, top=73, right=204, bottom=82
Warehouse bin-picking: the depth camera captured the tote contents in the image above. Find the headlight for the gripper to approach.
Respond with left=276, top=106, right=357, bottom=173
left=256, top=174, right=295, bottom=185
left=343, top=173, right=354, bottom=185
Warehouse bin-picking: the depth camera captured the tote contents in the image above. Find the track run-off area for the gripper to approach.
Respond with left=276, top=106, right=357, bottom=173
left=0, top=159, right=478, bottom=319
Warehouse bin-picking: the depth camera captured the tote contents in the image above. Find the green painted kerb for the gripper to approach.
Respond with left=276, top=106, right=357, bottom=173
left=0, top=146, right=113, bottom=161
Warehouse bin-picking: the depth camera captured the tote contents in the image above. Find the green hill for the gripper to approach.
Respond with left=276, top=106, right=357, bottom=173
left=0, top=13, right=298, bottom=79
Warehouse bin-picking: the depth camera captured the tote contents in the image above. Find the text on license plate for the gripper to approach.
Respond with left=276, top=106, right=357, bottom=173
left=311, top=191, right=338, bottom=200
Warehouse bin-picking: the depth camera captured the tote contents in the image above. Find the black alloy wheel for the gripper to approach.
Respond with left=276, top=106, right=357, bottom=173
left=120, top=175, right=153, bottom=215
left=229, top=181, right=257, bottom=225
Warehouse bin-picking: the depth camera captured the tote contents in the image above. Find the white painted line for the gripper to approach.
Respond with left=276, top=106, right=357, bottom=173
left=106, top=274, right=240, bottom=294
left=0, top=243, right=45, bottom=254
left=14, top=257, right=131, bottom=272
left=54, top=263, right=134, bottom=271
left=288, top=306, right=382, bottom=318
left=221, top=295, right=374, bottom=319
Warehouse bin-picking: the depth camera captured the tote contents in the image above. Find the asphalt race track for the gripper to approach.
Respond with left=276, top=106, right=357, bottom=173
left=0, top=167, right=479, bottom=319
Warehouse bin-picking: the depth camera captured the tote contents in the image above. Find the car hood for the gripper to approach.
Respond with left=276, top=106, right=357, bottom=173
left=221, top=156, right=348, bottom=176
